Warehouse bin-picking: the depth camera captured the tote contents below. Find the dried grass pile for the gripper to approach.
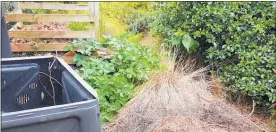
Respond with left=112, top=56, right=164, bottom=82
left=102, top=53, right=268, bottom=132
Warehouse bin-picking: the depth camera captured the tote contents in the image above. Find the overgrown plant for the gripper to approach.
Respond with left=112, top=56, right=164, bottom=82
left=68, top=22, right=91, bottom=31
left=151, top=2, right=276, bottom=111
left=100, top=2, right=153, bottom=23
left=126, top=11, right=155, bottom=33
left=100, top=2, right=156, bottom=34
left=65, top=34, right=160, bottom=123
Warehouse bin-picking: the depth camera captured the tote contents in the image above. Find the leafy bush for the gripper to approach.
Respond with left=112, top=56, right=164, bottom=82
left=68, top=22, right=91, bottom=31
left=151, top=2, right=276, bottom=110
left=100, top=2, right=155, bottom=34
left=66, top=34, right=160, bottom=123
left=100, top=2, right=152, bottom=23
left=126, top=11, right=155, bottom=33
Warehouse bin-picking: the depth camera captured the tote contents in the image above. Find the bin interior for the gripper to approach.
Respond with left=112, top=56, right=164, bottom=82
left=1, top=57, right=95, bottom=113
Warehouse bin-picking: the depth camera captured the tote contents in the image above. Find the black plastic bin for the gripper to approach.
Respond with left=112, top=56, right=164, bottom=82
left=1, top=12, right=12, bottom=58
left=1, top=56, right=101, bottom=132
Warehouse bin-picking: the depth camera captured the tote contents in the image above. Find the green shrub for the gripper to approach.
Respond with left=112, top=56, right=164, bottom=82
left=100, top=2, right=152, bottom=23
left=151, top=2, right=276, bottom=110
left=68, top=22, right=91, bottom=31
left=126, top=11, right=155, bottom=33
left=66, top=34, right=160, bottom=123
left=100, top=2, right=155, bottom=34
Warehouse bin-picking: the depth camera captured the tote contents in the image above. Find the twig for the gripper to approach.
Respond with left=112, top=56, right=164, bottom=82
left=48, top=58, right=57, bottom=105
left=38, top=72, right=64, bottom=100
left=38, top=75, right=54, bottom=99
left=247, top=100, right=256, bottom=118
left=39, top=72, right=63, bottom=87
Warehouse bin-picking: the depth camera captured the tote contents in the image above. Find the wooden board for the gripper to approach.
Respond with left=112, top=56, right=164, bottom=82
left=11, top=43, right=72, bottom=52
left=94, top=2, right=100, bottom=40
left=8, top=31, right=93, bottom=38
left=6, top=14, right=95, bottom=22
left=20, top=2, right=89, bottom=10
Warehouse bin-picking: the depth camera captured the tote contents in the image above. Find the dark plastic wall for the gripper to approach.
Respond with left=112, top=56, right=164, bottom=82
left=1, top=12, right=12, bottom=58
left=1, top=57, right=101, bottom=132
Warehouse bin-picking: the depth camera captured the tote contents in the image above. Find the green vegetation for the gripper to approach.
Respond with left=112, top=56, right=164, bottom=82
left=99, top=17, right=127, bottom=38
left=18, top=1, right=276, bottom=127
left=67, top=22, right=91, bottom=31
left=100, top=2, right=154, bottom=35
left=65, top=34, right=160, bottom=123
left=150, top=2, right=276, bottom=112
left=126, top=11, right=155, bottom=34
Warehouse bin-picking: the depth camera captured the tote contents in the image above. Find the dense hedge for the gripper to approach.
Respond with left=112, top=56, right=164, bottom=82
left=151, top=2, right=276, bottom=110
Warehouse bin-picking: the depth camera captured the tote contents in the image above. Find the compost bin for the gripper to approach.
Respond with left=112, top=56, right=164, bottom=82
left=1, top=56, right=101, bottom=132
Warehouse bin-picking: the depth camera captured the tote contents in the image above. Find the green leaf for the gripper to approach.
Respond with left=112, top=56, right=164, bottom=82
left=182, top=34, right=199, bottom=53
left=73, top=54, right=85, bottom=67
left=64, top=45, right=74, bottom=51
left=171, top=36, right=181, bottom=46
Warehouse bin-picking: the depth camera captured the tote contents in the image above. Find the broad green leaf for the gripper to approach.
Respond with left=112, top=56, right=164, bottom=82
left=182, top=34, right=199, bottom=53
left=171, top=36, right=181, bottom=46
left=73, top=54, right=85, bottom=67
left=64, top=45, right=74, bottom=51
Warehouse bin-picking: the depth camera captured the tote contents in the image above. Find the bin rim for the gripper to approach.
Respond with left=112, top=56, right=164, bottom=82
left=1, top=56, right=98, bottom=99
left=1, top=99, right=97, bottom=117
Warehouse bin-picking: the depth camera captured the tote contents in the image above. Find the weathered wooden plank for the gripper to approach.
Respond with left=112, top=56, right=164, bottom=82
left=6, top=14, right=95, bottom=22
left=20, top=2, right=90, bottom=10
left=16, top=3, right=23, bottom=28
left=8, top=31, right=94, bottom=38
left=11, top=43, right=72, bottom=52
left=94, top=2, right=100, bottom=40
left=88, top=2, right=95, bottom=39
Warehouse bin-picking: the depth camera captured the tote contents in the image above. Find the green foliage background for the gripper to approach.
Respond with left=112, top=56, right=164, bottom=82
left=100, top=2, right=155, bottom=34
left=151, top=2, right=276, bottom=110
left=18, top=1, right=276, bottom=126
left=66, top=34, right=160, bottom=123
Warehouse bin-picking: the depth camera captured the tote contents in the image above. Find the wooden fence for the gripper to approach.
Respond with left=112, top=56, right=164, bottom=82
left=5, top=2, right=100, bottom=64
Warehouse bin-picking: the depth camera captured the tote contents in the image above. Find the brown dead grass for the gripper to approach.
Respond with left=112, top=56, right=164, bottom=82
left=210, top=76, right=226, bottom=100
left=102, top=50, right=269, bottom=132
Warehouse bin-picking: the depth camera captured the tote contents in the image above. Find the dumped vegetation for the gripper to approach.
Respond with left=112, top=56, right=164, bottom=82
left=102, top=54, right=269, bottom=132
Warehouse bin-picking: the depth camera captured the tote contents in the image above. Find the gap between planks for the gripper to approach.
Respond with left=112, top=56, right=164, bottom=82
left=11, top=43, right=72, bottom=52
left=8, top=31, right=94, bottom=38
left=20, top=2, right=90, bottom=10
left=6, top=14, right=95, bottom=23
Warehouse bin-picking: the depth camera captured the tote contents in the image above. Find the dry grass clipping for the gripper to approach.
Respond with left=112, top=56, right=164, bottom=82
left=102, top=54, right=268, bottom=132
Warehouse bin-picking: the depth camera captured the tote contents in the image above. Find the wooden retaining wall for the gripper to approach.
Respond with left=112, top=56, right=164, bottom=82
left=5, top=2, right=100, bottom=64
